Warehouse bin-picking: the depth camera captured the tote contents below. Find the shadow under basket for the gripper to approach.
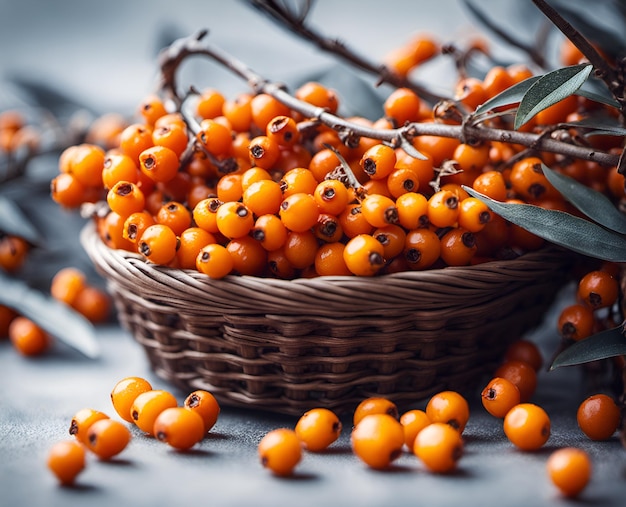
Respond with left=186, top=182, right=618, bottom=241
left=82, top=222, right=571, bottom=416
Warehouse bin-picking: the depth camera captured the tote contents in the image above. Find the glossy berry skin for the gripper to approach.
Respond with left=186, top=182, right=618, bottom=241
left=69, top=408, right=110, bottom=445
left=343, top=234, right=385, bottom=277
left=546, top=447, right=592, bottom=498
left=295, top=408, right=342, bottom=452
left=400, top=409, right=431, bottom=449
left=138, top=224, right=179, bottom=265
left=576, top=394, right=621, bottom=441
left=577, top=270, right=619, bottom=310
left=86, top=418, right=131, bottom=460
left=196, top=243, right=234, bottom=279
left=413, top=422, right=464, bottom=474
left=110, top=376, right=153, bottom=423
left=494, top=360, right=537, bottom=403
left=258, top=428, right=302, bottom=476
left=481, top=377, right=521, bottom=418
left=130, top=389, right=178, bottom=435
left=184, top=390, right=221, bottom=433
left=47, top=440, right=86, bottom=486
left=503, top=403, right=551, bottom=451
left=351, top=414, right=405, bottom=470
left=425, top=391, right=470, bottom=433
left=557, top=304, right=595, bottom=342
left=353, top=397, right=399, bottom=426
left=154, top=407, right=205, bottom=450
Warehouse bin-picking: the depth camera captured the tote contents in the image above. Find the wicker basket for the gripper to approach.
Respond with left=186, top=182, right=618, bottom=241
left=81, top=221, right=572, bottom=415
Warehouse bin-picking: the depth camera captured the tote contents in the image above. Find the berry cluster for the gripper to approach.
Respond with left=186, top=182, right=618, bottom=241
left=47, top=375, right=221, bottom=485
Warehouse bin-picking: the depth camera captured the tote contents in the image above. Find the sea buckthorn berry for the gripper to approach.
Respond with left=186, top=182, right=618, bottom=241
left=360, top=194, right=398, bottom=228
left=373, top=224, right=406, bottom=260
left=241, top=167, right=272, bottom=191
left=154, top=407, right=205, bottom=450
left=8, top=316, right=50, bottom=356
left=250, top=93, right=291, bottom=132
left=481, top=377, right=521, bottom=418
left=395, top=149, right=435, bottom=188
left=222, top=93, right=253, bottom=132
left=427, top=189, right=459, bottom=228
left=353, top=397, right=399, bottom=427
left=576, top=394, right=621, bottom=441
left=546, top=447, right=592, bottom=498
left=156, top=201, right=192, bottom=236
left=196, top=118, right=232, bottom=156
left=577, top=270, right=619, bottom=310
left=73, top=286, right=111, bottom=324
left=123, top=211, right=156, bottom=245
left=396, top=192, right=429, bottom=230
left=404, top=228, right=441, bottom=270
left=483, top=65, right=514, bottom=98
left=295, top=81, right=339, bottom=114
left=216, top=201, right=254, bottom=239
left=308, top=148, right=341, bottom=182
left=216, top=173, right=243, bottom=203
left=102, top=153, right=138, bottom=190
left=510, top=157, right=555, bottom=201
left=107, top=181, right=145, bottom=218
left=351, top=414, right=404, bottom=470
left=360, top=144, right=397, bottom=180
left=258, top=428, right=302, bottom=476
left=196, top=243, right=234, bottom=279
left=383, top=45, right=417, bottom=78
left=314, top=214, right=343, bottom=243
left=196, top=88, right=225, bottom=119
left=154, top=112, right=186, bottom=130
left=226, top=236, right=268, bottom=276
left=243, top=179, right=283, bottom=216
left=452, top=142, right=490, bottom=173
left=86, top=418, right=131, bottom=460
left=400, top=409, right=431, bottom=449
left=267, top=247, right=297, bottom=279
left=386, top=167, right=419, bottom=198
left=559, top=298, right=594, bottom=337
left=266, top=115, right=300, bottom=147
left=383, top=87, right=422, bottom=126
left=503, top=403, right=551, bottom=451
left=138, top=224, right=179, bottom=265
left=151, top=123, right=188, bottom=159
left=279, top=192, right=320, bottom=232
left=283, top=230, right=318, bottom=270
left=184, top=390, right=221, bottom=433
left=280, top=167, right=318, bottom=197
left=251, top=214, right=288, bottom=251
left=176, top=227, right=215, bottom=270
left=138, top=94, right=167, bottom=125
left=504, top=340, right=543, bottom=372
left=313, top=179, right=350, bottom=216
left=314, top=242, right=351, bottom=276
left=193, top=198, right=222, bottom=234
left=425, top=391, right=470, bottom=433
left=439, top=228, right=477, bottom=266
left=69, top=408, right=109, bottom=445
left=458, top=197, right=492, bottom=232
left=343, top=234, right=385, bottom=276
left=139, top=145, right=179, bottom=183
left=454, top=76, right=487, bottom=110
left=120, top=123, right=154, bottom=164
left=47, top=440, right=86, bottom=486
left=111, top=376, right=154, bottom=423
left=130, top=389, right=178, bottom=435
left=50, top=173, right=90, bottom=208
left=66, top=143, right=106, bottom=188
left=295, top=408, right=342, bottom=452
left=50, top=267, right=86, bottom=307
left=494, top=360, right=537, bottom=403
left=248, top=135, right=280, bottom=170
left=338, top=204, right=374, bottom=238
left=413, top=422, right=464, bottom=474
left=99, top=211, right=135, bottom=251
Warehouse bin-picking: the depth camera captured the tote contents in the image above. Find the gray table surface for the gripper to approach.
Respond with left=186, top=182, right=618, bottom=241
left=2, top=1, right=626, bottom=506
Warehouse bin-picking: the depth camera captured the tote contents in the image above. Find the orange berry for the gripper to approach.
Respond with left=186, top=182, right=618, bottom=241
left=86, top=418, right=131, bottom=460
left=314, top=242, right=352, bottom=276
left=154, top=407, right=205, bottom=450
left=295, top=408, right=342, bottom=452
left=196, top=243, right=234, bottom=279
left=139, top=145, right=180, bottom=183
left=184, top=390, right=221, bottom=433
left=413, top=422, right=464, bottom=474
left=68, top=408, right=109, bottom=445
left=279, top=193, right=320, bottom=232
left=576, top=394, right=621, bottom=441
left=403, top=228, right=441, bottom=270
left=343, top=234, right=385, bottom=276
left=106, top=181, right=146, bottom=218
left=494, top=360, right=537, bottom=403
left=504, top=340, right=543, bottom=371
left=351, top=414, right=405, bottom=470
left=481, top=377, right=521, bottom=418
left=47, top=440, right=86, bottom=486
left=425, top=391, right=470, bottom=433
left=50, top=267, right=87, bottom=307
left=400, top=409, right=431, bottom=449
left=546, top=447, right=592, bottom=498
left=110, top=376, right=153, bottom=423
left=8, top=316, right=50, bottom=356
left=353, top=397, right=398, bottom=427
left=130, top=389, right=178, bottom=436
left=258, top=428, right=302, bottom=476
left=577, top=270, right=619, bottom=309
left=138, top=224, right=179, bottom=265
left=503, top=403, right=551, bottom=451
left=73, top=285, right=111, bottom=324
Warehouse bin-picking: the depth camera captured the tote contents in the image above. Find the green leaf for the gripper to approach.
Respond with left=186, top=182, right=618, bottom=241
left=0, top=271, right=100, bottom=359
left=0, top=196, right=42, bottom=245
left=474, top=75, right=540, bottom=116
left=514, top=64, right=593, bottom=130
left=542, top=164, right=626, bottom=234
left=463, top=187, right=626, bottom=262
left=576, top=87, right=621, bottom=110
left=551, top=325, right=626, bottom=369
left=561, top=116, right=626, bottom=137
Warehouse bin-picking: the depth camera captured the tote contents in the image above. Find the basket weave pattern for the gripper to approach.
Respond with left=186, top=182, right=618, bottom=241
left=82, top=223, right=571, bottom=415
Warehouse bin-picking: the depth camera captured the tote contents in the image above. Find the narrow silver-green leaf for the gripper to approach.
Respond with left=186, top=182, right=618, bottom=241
left=550, top=326, right=626, bottom=369
left=576, top=87, right=621, bottom=110
left=514, top=64, right=593, bottom=130
left=0, top=271, right=100, bottom=358
left=560, top=117, right=626, bottom=137
left=0, top=196, right=42, bottom=245
left=542, top=164, right=626, bottom=234
left=463, top=187, right=626, bottom=262
left=473, top=75, right=540, bottom=116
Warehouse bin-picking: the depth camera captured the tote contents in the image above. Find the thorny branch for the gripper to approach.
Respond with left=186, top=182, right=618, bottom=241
left=157, top=30, right=621, bottom=168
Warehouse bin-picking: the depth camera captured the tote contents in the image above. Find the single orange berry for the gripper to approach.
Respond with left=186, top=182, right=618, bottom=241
left=400, top=409, right=431, bottom=449
left=425, top=391, right=470, bottom=433
left=413, top=422, right=464, bottom=474
left=351, top=414, right=405, bottom=470
left=50, top=267, right=87, bottom=307
left=184, top=390, right=221, bottom=434
left=353, top=397, right=399, bottom=427
left=481, top=377, right=521, bottom=418
left=577, top=270, right=619, bottom=309
left=130, top=389, right=178, bottom=436
left=110, top=376, right=153, bottom=423
left=546, top=447, right=592, bottom=498
left=8, top=316, right=50, bottom=356
left=295, top=408, right=342, bottom=452
left=258, top=428, right=302, bottom=476
left=576, top=393, right=621, bottom=441
left=47, top=440, right=86, bottom=486
left=494, top=360, right=537, bottom=403
left=154, top=406, right=205, bottom=450
left=503, top=403, right=551, bottom=451
left=85, top=418, right=131, bottom=460
left=68, top=408, right=110, bottom=445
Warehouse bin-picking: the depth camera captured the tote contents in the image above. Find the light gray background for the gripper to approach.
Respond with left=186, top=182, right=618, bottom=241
left=1, top=1, right=625, bottom=506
